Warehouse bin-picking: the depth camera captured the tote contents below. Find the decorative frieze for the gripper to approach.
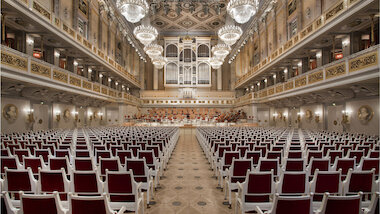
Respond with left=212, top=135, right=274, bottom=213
left=31, top=61, right=51, bottom=77
left=101, top=87, right=108, bottom=95
left=53, top=70, right=68, bottom=83
left=93, top=84, right=100, bottom=93
left=1, top=51, right=28, bottom=71
left=82, top=81, right=92, bottom=90
left=284, top=81, right=294, bottom=90
left=295, top=76, right=307, bottom=88
left=325, top=1, right=344, bottom=21
left=276, top=84, right=284, bottom=93
left=32, top=1, right=51, bottom=20
left=325, top=62, right=346, bottom=79
left=349, top=51, right=378, bottom=73
left=308, top=70, right=323, bottom=84
left=268, top=88, right=275, bottom=95
left=69, top=76, right=81, bottom=87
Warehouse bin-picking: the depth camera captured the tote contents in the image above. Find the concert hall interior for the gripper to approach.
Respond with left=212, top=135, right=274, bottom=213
left=1, top=0, right=379, bottom=213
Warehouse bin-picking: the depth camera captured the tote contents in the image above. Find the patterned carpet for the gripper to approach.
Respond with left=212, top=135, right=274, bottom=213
left=144, top=128, right=232, bottom=214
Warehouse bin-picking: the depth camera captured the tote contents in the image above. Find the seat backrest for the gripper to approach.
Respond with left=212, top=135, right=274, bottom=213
left=105, top=171, right=135, bottom=195
left=345, top=169, right=375, bottom=194
left=5, top=168, right=35, bottom=193
left=311, top=170, right=342, bottom=197
left=49, top=157, right=70, bottom=173
left=334, top=158, right=355, bottom=175
left=72, top=171, right=101, bottom=194
left=258, top=159, right=279, bottom=176
left=244, top=171, right=274, bottom=201
left=99, top=158, right=121, bottom=175
left=39, top=169, right=68, bottom=194
left=320, top=194, right=361, bottom=214
left=24, top=156, right=44, bottom=173
left=245, top=151, right=261, bottom=165
left=287, top=150, right=303, bottom=159
left=137, top=150, right=155, bottom=165
left=309, top=158, right=330, bottom=175
left=74, top=158, right=95, bottom=171
left=1, top=157, right=19, bottom=173
left=273, top=195, right=312, bottom=214
left=360, top=158, right=379, bottom=174
left=284, top=159, right=305, bottom=171
left=21, top=192, right=63, bottom=214
left=125, top=159, right=147, bottom=177
left=278, top=172, right=308, bottom=195
left=69, top=195, right=109, bottom=214
left=223, top=152, right=240, bottom=166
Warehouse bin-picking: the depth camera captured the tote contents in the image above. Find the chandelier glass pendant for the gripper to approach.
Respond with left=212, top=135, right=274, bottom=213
left=218, top=25, right=243, bottom=46
left=209, top=56, right=224, bottom=69
left=227, top=0, right=258, bottom=24
left=133, top=25, right=158, bottom=46
left=212, top=44, right=231, bottom=59
left=118, top=0, right=149, bottom=23
left=152, top=56, right=167, bottom=69
left=144, top=43, right=163, bottom=57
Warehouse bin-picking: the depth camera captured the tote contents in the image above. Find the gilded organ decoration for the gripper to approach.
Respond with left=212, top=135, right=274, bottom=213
left=3, top=104, right=18, bottom=123
left=349, top=52, right=378, bottom=73
left=357, top=105, right=374, bottom=124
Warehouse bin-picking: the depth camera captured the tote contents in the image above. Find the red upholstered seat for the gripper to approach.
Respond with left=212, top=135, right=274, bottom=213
left=315, top=193, right=361, bottom=214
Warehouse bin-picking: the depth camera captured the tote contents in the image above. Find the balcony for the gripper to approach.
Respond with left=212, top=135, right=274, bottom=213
left=1, top=45, right=141, bottom=106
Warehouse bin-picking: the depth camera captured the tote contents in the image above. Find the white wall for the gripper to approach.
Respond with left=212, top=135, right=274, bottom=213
left=345, top=98, right=379, bottom=135
left=300, top=104, right=324, bottom=130
left=1, top=97, right=31, bottom=134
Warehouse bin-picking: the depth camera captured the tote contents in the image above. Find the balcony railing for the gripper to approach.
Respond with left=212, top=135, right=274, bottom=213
left=253, top=45, right=379, bottom=100
left=10, top=0, right=141, bottom=88
left=235, top=0, right=365, bottom=88
left=1, top=45, right=141, bottom=106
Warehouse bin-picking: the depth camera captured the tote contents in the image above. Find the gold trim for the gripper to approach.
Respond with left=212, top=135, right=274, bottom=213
left=32, top=1, right=51, bottom=20
left=53, top=70, right=68, bottom=83
left=101, top=87, right=108, bottom=95
left=308, top=70, right=324, bottom=84
left=276, top=84, right=284, bottom=93
left=31, top=61, right=51, bottom=77
left=284, top=81, right=294, bottom=90
left=349, top=51, right=378, bottom=73
left=325, top=62, right=346, bottom=79
left=93, top=84, right=100, bottom=93
left=69, top=76, right=81, bottom=87
left=82, top=80, right=92, bottom=90
left=1, top=51, right=28, bottom=71
left=295, top=76, right=307, bottom=88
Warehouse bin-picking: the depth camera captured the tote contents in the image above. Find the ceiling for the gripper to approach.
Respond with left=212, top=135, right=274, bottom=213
left=146, top=1, right=228, bottom=36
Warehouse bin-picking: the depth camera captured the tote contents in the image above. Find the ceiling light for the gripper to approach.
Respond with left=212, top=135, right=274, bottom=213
left=144, top=43, right=163, bottom=57
left=54, top=51, right=60, bottom=58
left=316, top=52, right=322, bottom=58
left=118, top=0, right=149, bottom=23
left=284, top=68, right=288, bottom=73
left=73, top=61, right=78, bottom=66
left=209, top=57, right=223, bottom=69
left=227, top=0, right=258, bottom=24
left=212, top=44, right=231, bottom=59
left=152, top=56, right=167, bottom=69
left=218, top=25, right=243, bottom=46
left=133, top=25, right=158, bottom=46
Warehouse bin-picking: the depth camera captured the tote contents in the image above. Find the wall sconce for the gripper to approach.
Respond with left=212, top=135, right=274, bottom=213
left=272, top=113, right=278, bottom=122
left=72, top=111, right=79, bottom=121
left=25, top=108, right=35, bottom=123
left=315, top=111, right=321, bottom=123
left=98, top=112, right=103, bottom=121
left=297, top=112, right=303, bottom=123
left=341, top=110, right=352, bottom=125
left=283, top=113, right=288, bottom=122
left=88, top=111, right=93, bottom=121
left=55, top=110, right=61, bottom=122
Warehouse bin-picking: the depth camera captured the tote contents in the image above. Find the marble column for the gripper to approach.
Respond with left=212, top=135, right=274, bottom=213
left=153, top=67, right=158, bottom=90
left=217, top=68, right=222, bottom=91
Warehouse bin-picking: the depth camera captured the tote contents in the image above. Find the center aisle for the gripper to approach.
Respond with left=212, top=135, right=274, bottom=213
left=146, top=128, right=231, bottom=214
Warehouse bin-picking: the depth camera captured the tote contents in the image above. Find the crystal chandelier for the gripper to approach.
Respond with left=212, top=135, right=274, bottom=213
left=133, top=25, right=158, bottom=46
left=209, top=56, right=223, bottom=69
left=152, top=56, right=167, bottom=69
left=144, top=43, right=163, bottom=57
left=227, top=0, right=258, bottom=24
left=212, top=44, right=231, bottom=59
left=218, top=25, right=243, bottom=46
left=117, top=0, right=149, bottom=23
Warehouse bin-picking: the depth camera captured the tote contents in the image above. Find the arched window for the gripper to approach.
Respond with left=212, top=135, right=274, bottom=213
left=197, top=44, right=209, bottom=57
left=166, top=63, right=178, bottom=84
left=184, top=48, right=192, bottom=62
left=198, top=63, right=210, bottom=84
left=166, top=44, right=178, bottom=57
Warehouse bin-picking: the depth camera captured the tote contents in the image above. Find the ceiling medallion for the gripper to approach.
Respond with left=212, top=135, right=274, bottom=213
left=218, top=25, right=243, bottom=46
left=133, top=25, right=158, bottom=46
left=152, top=56, right=167, bottom=69
left=144, top=43, right=163, bottom=57
left=227, top=0, right=258, bottom=24
left=212, top=44, right=231, bottom=59
left=117, top=0, right=149, bottom=23
left=209, top=56, right=223, bottom=69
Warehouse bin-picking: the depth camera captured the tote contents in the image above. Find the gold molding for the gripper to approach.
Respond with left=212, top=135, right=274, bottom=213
left=31, top=61, right=51, bottom=77
left=349, top=51, right=378, bottom=73
left=1, top=51, right=28, bottom=71
left=53, top=70, right=68, bottom=83
left=276, top=84, right=284, bottom=93
left=284, top=81, right=294, bottom=90
left=308, top=70, right=324, bottom=84
left=69, top=76, right=81, bottom=87
left=93, top=84, right=100, bottom=93
left=295, top=76, right=307, bottom=88
left=325, top=62, right=346, bottom=79
left=32, top=1, right=51, bottom=20
left=82, top=80, right=92, bottom=90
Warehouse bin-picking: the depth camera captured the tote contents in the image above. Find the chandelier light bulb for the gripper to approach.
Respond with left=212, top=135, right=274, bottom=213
left=212, top=44, right=231, bottom=59
left=118, top=0, right=149, bottom=23
left=209, top=57, right=223, bottom=69
left=152, top=55, right=167, bottom=69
